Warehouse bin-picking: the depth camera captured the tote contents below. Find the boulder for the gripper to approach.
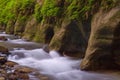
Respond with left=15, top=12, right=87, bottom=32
left=0, top=46, right=10, bottom=55
left=80, top=7, right=120, bottom=70
left=15, top=66, right=33, bottom=73
left=5, top=61, right=18, bottom=67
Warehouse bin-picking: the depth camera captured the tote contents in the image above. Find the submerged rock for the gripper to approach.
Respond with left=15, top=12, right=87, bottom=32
left=0, top=36, right=7, bottom=41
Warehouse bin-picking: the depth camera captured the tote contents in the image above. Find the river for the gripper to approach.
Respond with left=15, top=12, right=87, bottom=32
left=0, top=32, right=119, bottom=80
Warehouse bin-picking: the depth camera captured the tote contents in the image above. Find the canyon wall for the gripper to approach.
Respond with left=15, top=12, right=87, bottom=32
left=0, top=0, right=120, bottom=70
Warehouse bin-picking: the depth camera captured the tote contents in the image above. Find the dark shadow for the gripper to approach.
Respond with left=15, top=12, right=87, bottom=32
left=58, top=20, right=87, bottom=58
left=45, top=27, right=54, bottom=44
left=111, top=22, right=120, bottom=69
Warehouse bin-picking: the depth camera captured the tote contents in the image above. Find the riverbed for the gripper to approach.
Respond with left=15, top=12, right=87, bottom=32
left=0, top=32, right=120, bottom=80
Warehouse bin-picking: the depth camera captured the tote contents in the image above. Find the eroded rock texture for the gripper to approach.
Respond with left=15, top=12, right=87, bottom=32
left=81, top=7, right=120, bottom=70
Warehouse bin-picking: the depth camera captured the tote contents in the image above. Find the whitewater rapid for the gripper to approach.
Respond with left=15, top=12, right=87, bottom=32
left=8, top=48, right=119, bottom=80
left=0, top=32, right=119, bottom=80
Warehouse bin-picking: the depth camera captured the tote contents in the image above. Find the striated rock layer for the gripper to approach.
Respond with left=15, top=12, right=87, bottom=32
left=80, top=6, right=120, bottom=70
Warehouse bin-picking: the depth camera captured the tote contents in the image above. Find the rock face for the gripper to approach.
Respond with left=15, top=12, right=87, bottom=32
left=0, top=0, right=120, bottom=60
left=0, top=0, right=91, bottom=57
left=80, top=7, right=120, bottom=70
left=49, top=20, right=87, bottom=57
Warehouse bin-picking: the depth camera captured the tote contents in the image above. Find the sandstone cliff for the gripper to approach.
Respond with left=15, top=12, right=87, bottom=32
left=80, top=3, right=120, bottom=70
left=0, top=0, right=120, bottom=70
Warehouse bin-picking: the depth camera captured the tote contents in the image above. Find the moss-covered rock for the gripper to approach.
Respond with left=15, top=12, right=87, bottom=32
left=6, top=20, right=15, bottom=34
left=22, top=17, right=38, bottom=40
left=50, top=20, right=86, bottom=57
left=33, top=23, right=54, bottom=43
left=0, top=0, right=119, bottom=59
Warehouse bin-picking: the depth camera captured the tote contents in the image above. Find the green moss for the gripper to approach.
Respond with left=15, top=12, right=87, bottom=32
left=0, top=0, right=119, bottom=43
left=66, top=0, right=118, bottom=20
left=66, top=0, right=95, bottom=20
left=34, top=31, right=45, bottom=43
left=0, top=0, right=35, bottom=25
left=34, top=0, right=60, bottom=22
left=41, top=0, right=60, bottom=17
left=66, top=0, right=78, bottom=19
left=34, top=4, right=43, bottom=22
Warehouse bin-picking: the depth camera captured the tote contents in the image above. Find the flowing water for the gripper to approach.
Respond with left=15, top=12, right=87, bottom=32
left=0, top=32, right=120, bottom=80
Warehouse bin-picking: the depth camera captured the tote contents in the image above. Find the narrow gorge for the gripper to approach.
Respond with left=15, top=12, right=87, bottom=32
left=0, top=0, right=120, bottom=80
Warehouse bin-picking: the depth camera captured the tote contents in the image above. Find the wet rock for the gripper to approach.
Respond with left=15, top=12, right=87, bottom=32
left=0, top=65, right=6, bottom=69
left=8, top=72, right=29, bottom=80
left=5, top=61, right=18, bottom=67
left=0, top=56, right=7, bottom=65
left=6, top=66, right=32, bottom=80
left=0, top=77, right=5, bottom=80
left=18, top=73, right=29, bottom=79
left=8, top=73, right=18, bottom=80
left=0, top=69, right=6, bottom=74
left=43, top=44, right=49, bottom=53
left=0, top=46, right=10, bottom=56
left=11, top=52, right=25, bottom=59
left=0, top=36, right=7, bottom=41
left=37, top=75, right=50, bottom=80
left=0, top=69, right=7, bottom=79
left=15, top=66, right=33, bottom=73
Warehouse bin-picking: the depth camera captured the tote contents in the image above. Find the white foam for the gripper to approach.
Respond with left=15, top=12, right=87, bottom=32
left=49, top=50, right=60, bottom=58
left=8, top=48, right=119, bottom=80
left=8, top=39, right=35, bottom=44
left=55, top=70, right=118, bottom=80
left=0, top=33, right=10, bottom=36
left=24, top=49, right=51, bottom=59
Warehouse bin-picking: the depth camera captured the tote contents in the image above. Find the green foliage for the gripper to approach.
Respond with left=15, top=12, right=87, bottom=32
left=0, top=0, right=118, bottom=24
left=0, top=0, right=15, bottom=24
left=34, top=4, right=43, bottom=22
left=67, top=0, right=80, bottom=20
left=66, top=0, right=118, bottom=20
left=0, top=0, right=35, bottom=24
left=34, top=0, right=60, bottom=22
left=20, top=0, right=35, bottom=9
left=41, top=0, right=60, bottom=17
